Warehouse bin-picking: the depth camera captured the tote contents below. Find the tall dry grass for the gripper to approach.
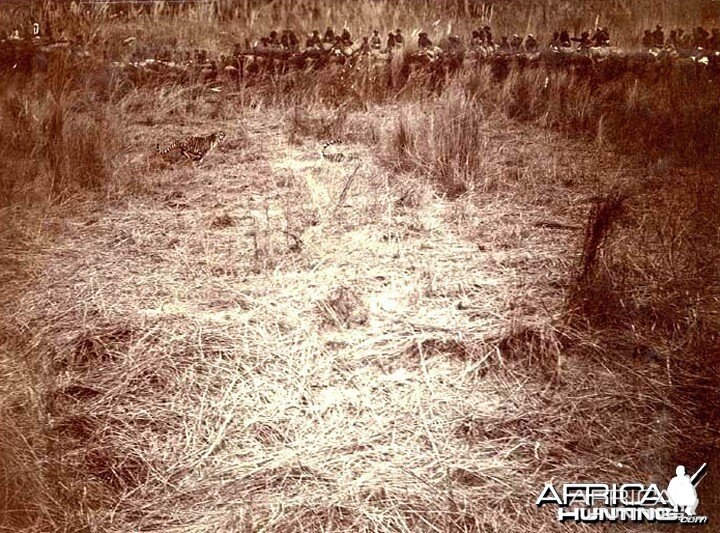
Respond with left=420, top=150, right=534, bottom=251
left=0, top=41, right=127, bottom=533
left=382, top=60, right=720, bottom=322
left=1, top=1, right=720, bottom=531
left=382, top=61, right=720, bottom=500
left=0, top=57, right=126, bottom=205
left=3, top=0, right=720, bottom=58
left=383, top=59, right=720, bottom=186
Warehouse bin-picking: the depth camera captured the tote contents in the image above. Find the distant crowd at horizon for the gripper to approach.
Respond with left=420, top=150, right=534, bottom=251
left=242, top=23, right=720, bottom=56
left=642, top=24, right=720, bottom=51
left=4, top=17, right=720, bottom=58
left=246, top=25, right=609, bottom=54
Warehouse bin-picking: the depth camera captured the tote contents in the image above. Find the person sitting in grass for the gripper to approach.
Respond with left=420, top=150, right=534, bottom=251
left=642, top=29, right=653, bottom=48
left=287, top=29, right=299, bottom=50
left=306, top=29, right=321, bottom=49
left=483, top=25, right=494, bottom=46
left=386, top=31, right=396, bottom=51
left=524, top=34, right=538, bottom=51
left=445, top=34, right=464, bottom=54
left=666, top=29, right=679, bottom=49
left=676, top=28, right=687, bottom=48
left=560, top=30, right=571, bottom=47
left=692, top=26, right=709, bottom=49
left=370, top=29, right=382, bottom=50
left=550, top=31, right=561, bottom=48
left=572, top=30, right=592, bottom=49
left=592, top=27, right=610, bottom=47
left=332, top=35, right=345, bottom=53
left=652, top=24, right=665, bottom=48
left=359, top=36, right=371, bottom=55
left=470, top=29, right=484, bottom=49
left=418, top=32, right=433, bottom=49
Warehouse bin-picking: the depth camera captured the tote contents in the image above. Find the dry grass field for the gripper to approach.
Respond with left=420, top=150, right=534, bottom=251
left=1, top=1, right=720, bottom=532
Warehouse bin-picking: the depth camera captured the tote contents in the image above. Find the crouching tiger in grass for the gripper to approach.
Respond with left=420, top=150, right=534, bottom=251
left=156, top=131, right=226, bottom=164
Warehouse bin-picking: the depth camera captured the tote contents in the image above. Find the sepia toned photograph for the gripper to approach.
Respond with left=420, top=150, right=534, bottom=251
left=1, top=0, right=719, bottom=531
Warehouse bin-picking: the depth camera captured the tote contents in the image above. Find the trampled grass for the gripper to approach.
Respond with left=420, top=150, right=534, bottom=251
left=1, top=1, right=720, bottom=531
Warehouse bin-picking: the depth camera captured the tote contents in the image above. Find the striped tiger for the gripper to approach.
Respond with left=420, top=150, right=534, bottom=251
left=156, top=131, right=226, bottom=164
left=320, top=139, right=345, bottom=162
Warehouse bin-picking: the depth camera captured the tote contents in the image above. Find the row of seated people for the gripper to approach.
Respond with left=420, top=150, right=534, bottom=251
left=550, top=28, right=611, bottom=49
left=252, top=27, right=405, bottom=53
left=5, top=20, right=720, bottom=56
left=252, top=24, right=720, bottom=57
left=642, top=25, right=720, bottom=51
left=250, top=25, right=608, bottom=55
left=123, top=21, right=720, bottom=70
left=417, top=27, right=609, bottom=53
left=464, top=27, right=609, bottom=52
